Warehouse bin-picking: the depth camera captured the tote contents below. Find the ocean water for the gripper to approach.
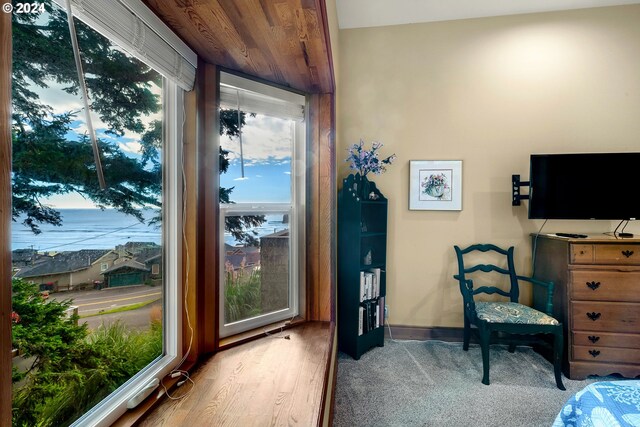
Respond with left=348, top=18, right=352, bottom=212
left=11, top=209, right=288, bottom=252
left=11, top=209, right=162, bottom=252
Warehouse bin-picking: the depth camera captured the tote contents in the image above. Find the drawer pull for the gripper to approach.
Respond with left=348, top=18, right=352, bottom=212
left=586, top=312, right=601, bottom=321
left=586, top=281, right=601, bottom=290
left=622, top=250, right=634, bottom=258
left=588, top=335, right=600, bottom=343
left=589, top=349, right=601, bottom=358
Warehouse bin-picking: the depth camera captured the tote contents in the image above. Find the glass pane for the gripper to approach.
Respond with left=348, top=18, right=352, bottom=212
left=220, top=113, right=293, bottom=204
left=224, top=215, right=290, bottom=324
left=11, top=4, right=163, bottom=426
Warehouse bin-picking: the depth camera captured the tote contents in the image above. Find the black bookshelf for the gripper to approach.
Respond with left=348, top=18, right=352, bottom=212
left=338, top=174, right=387, bottom=360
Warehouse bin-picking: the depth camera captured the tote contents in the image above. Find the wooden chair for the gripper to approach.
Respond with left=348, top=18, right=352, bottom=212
left=453, top=244, right=565, bottom=390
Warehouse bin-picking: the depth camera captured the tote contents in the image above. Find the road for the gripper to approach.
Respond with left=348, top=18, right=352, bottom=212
left=50, top=286, right=162, bottom=331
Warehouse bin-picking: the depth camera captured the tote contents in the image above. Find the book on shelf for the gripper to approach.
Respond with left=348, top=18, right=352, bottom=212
left=359, top=298, right=383, bottom=335
left=370, top=267, right=380, bottom=297
left=360, top=268, right=382, bottom=302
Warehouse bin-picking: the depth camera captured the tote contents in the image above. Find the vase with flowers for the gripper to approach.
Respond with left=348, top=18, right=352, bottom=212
left=345, top=139, right=396, bottom=199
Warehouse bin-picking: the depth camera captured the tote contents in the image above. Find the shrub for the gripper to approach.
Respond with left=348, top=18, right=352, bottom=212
left=224, top=261, right=261, bottom=323
left=11, top=278, right=162, bottom=427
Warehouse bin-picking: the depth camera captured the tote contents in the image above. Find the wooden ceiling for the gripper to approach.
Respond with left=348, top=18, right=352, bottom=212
left=143, top=0, right=334, bottom=94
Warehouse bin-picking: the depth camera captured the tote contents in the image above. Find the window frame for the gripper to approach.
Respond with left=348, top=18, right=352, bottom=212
left=218, top=75, right=306, bottom=338
left=71, top=81, right=183, bottom=427
left=5, top=1, right=194, bottom=424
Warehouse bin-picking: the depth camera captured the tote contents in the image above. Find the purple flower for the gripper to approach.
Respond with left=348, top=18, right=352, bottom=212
left=345, top=139, right=396, bottom=177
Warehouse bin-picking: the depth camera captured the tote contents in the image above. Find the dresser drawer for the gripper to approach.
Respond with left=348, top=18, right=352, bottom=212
left=573, top=345, right=640, bottom=364
left=573, top=331, right=640, bottom=349
left=571, top=244, right=594, bottom=264
left=594, top=244, right=640, bottom=265
left=571, top=301, right=640, bottom=333
left=571, top=270, right=640, bottom=302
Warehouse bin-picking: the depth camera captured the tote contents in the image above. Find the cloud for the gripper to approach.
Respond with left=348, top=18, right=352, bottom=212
left=31, top=77, right=161, bottom=158
left=119, top=142, right=143, bottom=154
left=220, top=114, right=295, bottom=164
left=283, top=171, right=291, bottom=175
left=35, top=80, right=83, bottom=115
left=233, top=177, right=249, bottom=181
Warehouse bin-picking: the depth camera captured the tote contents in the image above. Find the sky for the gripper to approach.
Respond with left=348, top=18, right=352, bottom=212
left=219, top=114, right=296, bottom=204
left=29, top=78, right=298, bottom=208
left=18, top=4, right=297, bottom=209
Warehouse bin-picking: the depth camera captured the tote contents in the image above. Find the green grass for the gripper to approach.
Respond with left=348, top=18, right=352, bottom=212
left=225, top=268, right=261, bottom=323
left=80, top=298, right=160, bottom=318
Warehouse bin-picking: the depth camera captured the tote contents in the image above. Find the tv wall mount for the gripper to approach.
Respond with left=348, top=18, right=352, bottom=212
left=512, top=174, right=529, bottom=206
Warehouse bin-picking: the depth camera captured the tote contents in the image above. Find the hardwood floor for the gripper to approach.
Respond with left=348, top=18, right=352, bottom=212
left=139, top=322, right=332, bottom=426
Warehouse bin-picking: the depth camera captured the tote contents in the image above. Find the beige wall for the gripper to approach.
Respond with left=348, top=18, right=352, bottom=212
left=338, top=5, right=640, bottom=328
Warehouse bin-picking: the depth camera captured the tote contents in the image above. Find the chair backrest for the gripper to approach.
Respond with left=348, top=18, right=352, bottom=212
left=453, top=244, right=520, bottom=303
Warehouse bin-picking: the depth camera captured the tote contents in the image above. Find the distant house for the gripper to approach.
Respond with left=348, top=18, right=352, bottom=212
left=102, top=246, right=163, bottom=288
left=224, top=244, right=260, bottom=271
left=14, top=249, right=118, bottom=291
left=11, top=248, right=45, bottom=269
left=134, top=246, right=163, bottom=278
left=115, top=241, right=160, bottom=256
left=102, top=260, right=150, bottom=288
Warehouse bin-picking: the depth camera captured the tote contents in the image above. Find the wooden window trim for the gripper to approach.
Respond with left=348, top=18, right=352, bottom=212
left=182, top=67, right=336, bottom=352
left=1, top=12, right=12, bottom=427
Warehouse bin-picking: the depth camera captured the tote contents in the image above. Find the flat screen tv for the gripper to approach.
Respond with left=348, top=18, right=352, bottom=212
left=528, top=153, right=640, bottom=220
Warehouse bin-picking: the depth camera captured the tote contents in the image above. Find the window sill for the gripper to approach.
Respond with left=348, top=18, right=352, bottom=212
left=133, top=321, right=334, bottom=426
left=218, top=315, right=306, bottom=350
left=111, top=359, right=197, bottom=427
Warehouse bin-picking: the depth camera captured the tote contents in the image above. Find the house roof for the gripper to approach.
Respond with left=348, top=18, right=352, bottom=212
left=134, top=247, right=162, bottom=264
left=11, top=248, right=43, bottom=264
left=15, top=249, right=112, bottom=278
left=225, top=252, right=261, bottom=270
left=116, top=241, right=160, bottom=255
left=102, top=259, right=149, bottom=275
left=224, top=243, right=260, bottom=255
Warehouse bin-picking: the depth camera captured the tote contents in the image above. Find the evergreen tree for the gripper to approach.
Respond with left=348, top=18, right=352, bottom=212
left=12, top=1, right=264, bottom=243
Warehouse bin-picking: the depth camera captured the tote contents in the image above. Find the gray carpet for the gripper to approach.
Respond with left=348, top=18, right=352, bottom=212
left=333, top=340, right=605, bottom=427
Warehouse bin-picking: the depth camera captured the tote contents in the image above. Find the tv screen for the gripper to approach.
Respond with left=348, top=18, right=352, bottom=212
left=528, top=153, right=640, bottom=220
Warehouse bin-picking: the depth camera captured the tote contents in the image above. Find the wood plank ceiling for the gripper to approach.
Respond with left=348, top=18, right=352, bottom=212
left=143, top=0, right=334, bottom=94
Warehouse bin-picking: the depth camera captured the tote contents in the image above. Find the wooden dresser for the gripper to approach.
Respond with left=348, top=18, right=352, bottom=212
left=533, top=234, right=640, bottom=380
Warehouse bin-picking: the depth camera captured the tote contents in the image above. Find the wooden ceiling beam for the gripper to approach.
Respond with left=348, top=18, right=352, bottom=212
left=143, top=0, right=334, bottom=93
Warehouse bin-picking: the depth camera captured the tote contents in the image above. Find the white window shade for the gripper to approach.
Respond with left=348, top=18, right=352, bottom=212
left=53, top=0, right=197, bottom=91
left=220, top=72, right=305, bottom=121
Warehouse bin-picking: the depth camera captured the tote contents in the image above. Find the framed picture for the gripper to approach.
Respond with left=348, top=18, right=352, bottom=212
left=409, top=160, right=462, bottom=210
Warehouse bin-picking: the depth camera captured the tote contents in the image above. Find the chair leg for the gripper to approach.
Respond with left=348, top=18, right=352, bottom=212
left=508, top=343, right=516, bottom=353
left=553, top=329, right=566, bottom=390
left=479, top=326, right=491, bottom=386
left=463, top=313, right=470, bottom=351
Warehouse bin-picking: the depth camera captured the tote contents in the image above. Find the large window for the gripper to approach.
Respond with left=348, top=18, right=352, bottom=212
left=10, top=1, right=192, bottom=425
left=219, top=72, right=305, bottom=337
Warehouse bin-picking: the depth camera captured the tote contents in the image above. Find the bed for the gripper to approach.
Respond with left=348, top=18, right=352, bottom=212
left=552, top=380, right=640, bottom=427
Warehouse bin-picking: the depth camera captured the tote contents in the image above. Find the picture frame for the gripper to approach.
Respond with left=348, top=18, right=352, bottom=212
left=409, top=160, right=462, bottom=211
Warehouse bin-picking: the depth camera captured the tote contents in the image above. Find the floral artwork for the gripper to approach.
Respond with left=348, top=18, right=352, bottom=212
left=420, top=170, right=452, bottom=201
left=410, top=160, right=462, bottom=210
left=345, top=139, right=396, bottom=177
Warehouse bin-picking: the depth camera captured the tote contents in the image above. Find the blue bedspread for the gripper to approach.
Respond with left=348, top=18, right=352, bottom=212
left=552, top=380, right=640, bottom=427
